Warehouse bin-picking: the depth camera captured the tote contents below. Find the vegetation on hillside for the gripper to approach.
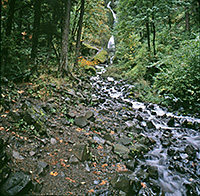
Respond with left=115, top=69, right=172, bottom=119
left=109, top=0, right=200, bottom=114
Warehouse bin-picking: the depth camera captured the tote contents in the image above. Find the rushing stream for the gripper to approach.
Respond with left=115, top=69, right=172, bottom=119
left=90, top=64, right=200, bottom=195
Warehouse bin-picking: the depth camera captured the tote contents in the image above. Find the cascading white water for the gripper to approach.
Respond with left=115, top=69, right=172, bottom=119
left=107, top=1, right=116, bottom=64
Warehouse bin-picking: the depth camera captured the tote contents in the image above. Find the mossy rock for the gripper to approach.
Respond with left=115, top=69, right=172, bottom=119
left=93, top=50, right=108, bottom=64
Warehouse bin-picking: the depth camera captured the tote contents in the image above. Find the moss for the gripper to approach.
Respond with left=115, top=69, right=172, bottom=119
left=93, top=50, right=108, bottom=63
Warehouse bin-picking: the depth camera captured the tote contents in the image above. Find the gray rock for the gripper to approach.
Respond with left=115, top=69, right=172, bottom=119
left=69, top=154, right=79, bottom=164
left=85, top=111, right=94, bottom=120
left=129, top=144, right=148, bottom=155
left=114, top=144, right=130, bottom=156
left=50, top=138, right=57, bottom=145
left=119, top=137, right=133, bottom=146
left=93, top=135, right=105, bottom=144
left=103, top=133, right=115, bottom=143
left=73, top=143, right=89, bottom=161
left=111, top=174, right=131, bottom=193
left=74, top=116, right=89, bottom=128
left=37, top=161, right=48, bottom=176
left=0, top=172, right=31, bottom=195
left=13, top=151, right=24, bottom=160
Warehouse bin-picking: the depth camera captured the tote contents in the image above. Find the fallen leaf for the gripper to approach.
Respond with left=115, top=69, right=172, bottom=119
left=141, top=182, right=147, bottom=188
left=21, top=31, right=27, bottom=35
left=88, top=189, right=95, bottom=193
left=66, top=177, right=75, bottom=183
left=99, top=180, right=107, bottom=186
left=97, top=145, right=103, bottom=150
left=50, top=171, right=58, bottom=176
left=17, top=90, right=24, bottom=94
left=101, top=163, right=108, bottom=168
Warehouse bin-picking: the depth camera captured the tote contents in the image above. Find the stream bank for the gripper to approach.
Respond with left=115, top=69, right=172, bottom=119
left=0, top=64, right=200, bottom=195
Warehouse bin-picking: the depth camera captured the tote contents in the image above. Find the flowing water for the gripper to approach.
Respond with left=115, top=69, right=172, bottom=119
left=107, top=2, right=116, bottom=64
left=90, top=65, right=200, bottom=195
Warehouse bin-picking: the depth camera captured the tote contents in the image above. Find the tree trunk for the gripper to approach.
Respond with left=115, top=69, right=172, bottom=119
left=152, top=22, right=156, bottom=55
left=59, top=0, right=71, bottom=76
left=146, top=22, right=151, bottom=52
left=185, top=9, right=190, bottom=32
left=74, top=0, right=85, bottom=67
left=31, top=0, right=42, bottom=69
left=152, top=0, right=156, bottom=55
left=6, top=0, right=16, bottom=36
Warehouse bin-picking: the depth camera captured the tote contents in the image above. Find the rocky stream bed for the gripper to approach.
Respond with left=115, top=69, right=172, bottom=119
left=0, top=64, right=200, bottom=196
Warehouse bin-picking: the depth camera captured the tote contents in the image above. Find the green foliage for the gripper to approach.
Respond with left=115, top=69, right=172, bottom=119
left=153, top=36, right=200, bottom=108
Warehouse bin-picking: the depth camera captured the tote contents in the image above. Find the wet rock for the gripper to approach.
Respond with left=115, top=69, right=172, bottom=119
left=0, top=172, right=31, bottom=195
left=129, top=144, right=148, bottom=156
left=185, top=145, right=196, bottom=160
left=135, top=114, right=143, bottom=121
left=146, top=120, right=156, bottom=129
left=167, top=117, right=175, bottom=127
left=125, top=159, right=136, bottom=171
left=114, top=144, right=130, bottom=157
left=74, top=116, right=89, bottom=128
left=111, top=174, right=131, bottom=193
left=147, top=165, right=158, bottom=179
left=73, top=143, right=90, bottom=161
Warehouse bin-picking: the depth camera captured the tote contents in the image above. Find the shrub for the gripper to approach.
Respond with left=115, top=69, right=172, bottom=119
left=153, top=36, right=200, bottom=109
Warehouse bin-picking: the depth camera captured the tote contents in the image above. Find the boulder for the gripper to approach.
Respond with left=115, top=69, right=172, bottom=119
left=73, top=143, right=89, bottom=161
left=0, top=172, right=31, bottom=195
left=114, top=144, right=130, bottom=157
left=74, top=116, right=89, bottom=128
left=111, top=174, right=131, bottom=193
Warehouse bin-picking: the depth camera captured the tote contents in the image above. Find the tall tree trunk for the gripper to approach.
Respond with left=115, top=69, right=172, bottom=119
left=59, top=0, right=71, bottom=76
left=152, top=0, right=156, bottom=55
left=146, top=21, right=151, bottom=52
left=185, top=9, right=190, bottom=32
left=6, top=0, right=16, bottom=36
left=3, top=0, right=16, bottom=71
left=0, top=0, right=2, bottom=84
left=31, top=0, right=42, bottom=72
left=152, top=22, right=156, bottom=55
left=74, top=0, right=85, bottom=67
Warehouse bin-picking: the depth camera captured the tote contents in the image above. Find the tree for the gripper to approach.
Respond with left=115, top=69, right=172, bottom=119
left=59, top=0, right=71, bottom=76
left=31, top=0, right=42, bottom=73
left=74, top=0, right=85, bottom=67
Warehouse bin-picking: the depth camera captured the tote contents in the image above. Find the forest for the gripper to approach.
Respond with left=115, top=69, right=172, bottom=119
left=0, top=0, right=200, bottom=195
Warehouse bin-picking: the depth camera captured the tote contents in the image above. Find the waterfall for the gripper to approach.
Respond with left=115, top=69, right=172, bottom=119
left=107, top=1, right=116, bottom=65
